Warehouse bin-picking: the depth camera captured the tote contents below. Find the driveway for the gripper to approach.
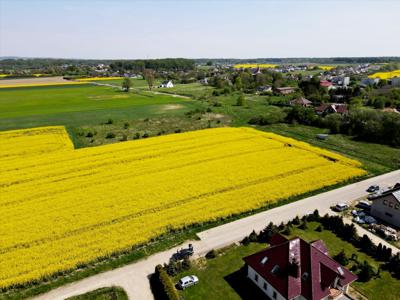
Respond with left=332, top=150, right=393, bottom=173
left=32, top=170, right=400, bottom=300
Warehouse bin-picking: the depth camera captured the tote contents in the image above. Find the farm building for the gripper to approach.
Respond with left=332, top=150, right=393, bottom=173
left=243, top=234, right=357, bottom=300
left=370, top=183, right=400, bottom=228
left=289, top=97, right=312, bottom=107
left=159, top=80, right=174, bottom=88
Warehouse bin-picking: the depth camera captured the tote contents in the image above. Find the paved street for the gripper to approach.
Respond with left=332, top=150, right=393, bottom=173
left=33, top=170, right=400, bottom=300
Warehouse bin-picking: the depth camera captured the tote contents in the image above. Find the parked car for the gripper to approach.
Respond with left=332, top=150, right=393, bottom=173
left=356, top=200, right=371, bottom=210
left=354, top=216, right=366, bottom=224
left=335, top=203, right=349, bottom=212
left=367, top=185, right=379, bottom=193
left=171, top=244, right=194, bottom=261
left=177, top=275, right=199, bottom=289
left=364, top=216, right=377, bottom=224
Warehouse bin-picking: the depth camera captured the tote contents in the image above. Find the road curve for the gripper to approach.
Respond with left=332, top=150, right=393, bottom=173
left=32, top=170, right=400, bottom=300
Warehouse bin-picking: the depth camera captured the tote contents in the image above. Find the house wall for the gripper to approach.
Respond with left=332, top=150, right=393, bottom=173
left=247, top=265, right=287, bottom=300
left=371, top=195, right=400, bottom=228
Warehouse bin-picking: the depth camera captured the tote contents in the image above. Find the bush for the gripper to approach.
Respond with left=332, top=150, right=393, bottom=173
left=123, top=122, right=130, bottom=129
left=106, top=118, right=113, bottom=124
left=315, top=225, right=323, bottom=232
left=155, top=264, right=179, bottom=300
left=105, top=132, right=116, bottom=139
left=142, top=132, right=150, bottom=138
left=120, top=134, right=128, bottom=141
left=358, top=261, right=375, bottom=282
left=133, top=132, right=141, bottom=139
left=205, top=249, right=217, bottom=259
left=86, top=131, right=94, bottom=138
left=182, top=257, right=191, bottom=270
left=334, top=250, right=349, bottom=266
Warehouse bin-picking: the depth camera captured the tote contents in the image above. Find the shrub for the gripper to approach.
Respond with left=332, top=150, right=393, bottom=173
left=86, top=131, right=94, bottom=138
left=133, top=132, right=141, bottom=139
left=315, top=225, right=323, bottom=232
left=358, top=261, right=375, bottom=282
left=105, top=132, right=116, bottom=139
left=123, top=122, right=130, bottom=129
left=182, top=257, right=191, bottom=270
left=106, top=118, right=113, bottom=124
left=120, top=134, right=128, bottom=141
left=334, top=250, right=349, bottom=266
left=143, top=132, right=150, bottom=138
left=205, top=249, right=217, bottom=259
left=155, top=264, right=179, bottom=300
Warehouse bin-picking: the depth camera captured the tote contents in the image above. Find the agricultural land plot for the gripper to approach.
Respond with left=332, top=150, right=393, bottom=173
left=0, top=84, right=196, bottom=131
left=0, top=126, right=366, bottom=288
left=0, top=76, right=87, bottom=88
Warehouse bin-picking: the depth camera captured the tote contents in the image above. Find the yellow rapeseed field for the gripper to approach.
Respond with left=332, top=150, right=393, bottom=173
left=233, top=64, right=277, bottom=69
left=318, top=65, right=335, bottom=71
left=77, top=76, right=124, bottom=81
left=0, top=81, right=88, bottom=89
left=368, top=70, right=400, bottom=80
left=0, top=126, right=366, bottom=288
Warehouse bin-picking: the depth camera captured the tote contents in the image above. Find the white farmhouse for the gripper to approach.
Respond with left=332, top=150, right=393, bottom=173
left=159, top=80, right=174, bottom=88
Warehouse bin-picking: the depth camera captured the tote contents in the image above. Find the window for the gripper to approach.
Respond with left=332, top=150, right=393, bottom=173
left=301, top=272, right=309, bottom=281
left=254, top=273, right=258, bottom=282
left=261, top=256, right=268, bottom=264
left=263, top=282, right=267, bottom=290
left=273, top=291, right=277, bottom=299
left=271, top=265, right=280, bottom=275
left=385, top=212, right=393, bottom=217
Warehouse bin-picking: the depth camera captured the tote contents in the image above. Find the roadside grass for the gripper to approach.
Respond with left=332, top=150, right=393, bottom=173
left=66, top=286, right=128, bottom=300
left=171, top=222, right=399, bottom=300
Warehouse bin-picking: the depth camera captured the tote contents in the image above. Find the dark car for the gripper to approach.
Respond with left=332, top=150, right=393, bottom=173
left=171, top=244, right=194, bottom=261
left=367, top=185, right=379, bottom=193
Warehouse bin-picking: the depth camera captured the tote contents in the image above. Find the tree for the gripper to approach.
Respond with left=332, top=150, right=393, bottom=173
left=334, top=250, right=349, bottom=266
left=358, top=261, right=374, bottom=282
left=236, top=93, right=246, bottom=106
left=122, top=77, right=131, bottom=92
left=143, top=69, right=155, bottom=90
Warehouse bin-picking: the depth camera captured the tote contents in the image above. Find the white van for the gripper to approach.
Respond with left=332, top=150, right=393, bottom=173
left=335, top=203, right=349, bottom=212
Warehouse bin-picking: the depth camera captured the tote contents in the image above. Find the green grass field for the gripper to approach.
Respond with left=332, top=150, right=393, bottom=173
left=0, top=84, right=197, bottom=131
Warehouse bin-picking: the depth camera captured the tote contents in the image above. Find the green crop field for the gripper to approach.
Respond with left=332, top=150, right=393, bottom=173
left=0, top=84, right=197, bottom=130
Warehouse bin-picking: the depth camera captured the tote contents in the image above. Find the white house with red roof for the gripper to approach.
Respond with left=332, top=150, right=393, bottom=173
left=243, top=234, right=357, bottom=300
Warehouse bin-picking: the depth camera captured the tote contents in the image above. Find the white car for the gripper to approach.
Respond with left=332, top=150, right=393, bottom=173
left=178, top=275, right=199, bottom=289
left=335, top=203, right=349, bottom=212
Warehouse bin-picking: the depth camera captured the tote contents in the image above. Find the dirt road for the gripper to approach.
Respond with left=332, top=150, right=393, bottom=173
left=32, top=170, right=400, bottom=300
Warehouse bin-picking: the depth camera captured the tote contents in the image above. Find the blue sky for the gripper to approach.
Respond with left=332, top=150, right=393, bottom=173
left=0, top=0, right=399, bottom=59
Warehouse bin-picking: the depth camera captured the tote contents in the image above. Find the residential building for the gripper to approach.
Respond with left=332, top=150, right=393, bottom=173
left=391, top=77, right=400, bottom=87
left=320, top=80, right=334, bottom=90
left=159, top=80, right=174, bottom=88
left=360, top=78, right=379, bottom=87
left=332, top=76, right=350, bottom=87
left=257, top=85, right=272, bottom=93
left=289, top=97, right=312, bottom=107
left=370, top=183, right=400, bottom=228
left=243, top=234, right=357, bottom=300
left=276, top=87, right=297, bottom=95
left=315, top=103, right=348, bottom=115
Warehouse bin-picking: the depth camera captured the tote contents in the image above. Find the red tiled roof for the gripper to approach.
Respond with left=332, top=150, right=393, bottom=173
left=320, top=80, right=333, bottom=87
left=243, top=234, right=357, bottom=300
